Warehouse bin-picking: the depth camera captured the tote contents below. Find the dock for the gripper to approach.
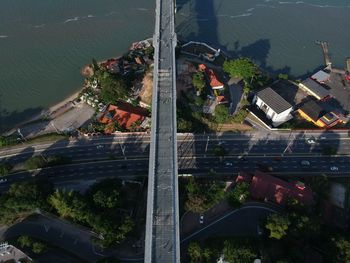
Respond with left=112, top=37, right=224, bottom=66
left=315, top=40, right=332, bottom=68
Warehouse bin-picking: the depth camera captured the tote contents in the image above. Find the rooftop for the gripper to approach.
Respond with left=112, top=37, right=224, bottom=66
left=256, top=87, right=292, bottom=114
left=300, top=78, right=330, bottom=99
left=99, top=102, right=149, bottom=130
left=298, top=99, right=326, bottom=122
left=237, top=171, right=314, bottom=206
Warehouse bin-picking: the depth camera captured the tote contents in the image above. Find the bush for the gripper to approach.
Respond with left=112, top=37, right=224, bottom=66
left=214, top=105, right=230, bottom=124
left=24, top=156, right=47, bottom=170
left=32, top=242, right=47, bottom=254
left=231, top=109, right=248, bottom=123
left=0, top=163, right=12, bottom=176
left=227, top=182, right=250, bottom=207
left=17, top=235, right=33, bottom=248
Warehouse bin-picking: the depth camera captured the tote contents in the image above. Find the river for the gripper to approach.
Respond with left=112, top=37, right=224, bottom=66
left=0, top=0, right=349, bottom=131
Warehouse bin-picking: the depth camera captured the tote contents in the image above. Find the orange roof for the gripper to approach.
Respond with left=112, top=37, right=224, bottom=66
left=99, top=103, right=149, bottom=130
left=207, top=69, right=223, bottom=89
left=249, top=171, right=313, bottom=205
left=198, top=64, right=206, bottom=71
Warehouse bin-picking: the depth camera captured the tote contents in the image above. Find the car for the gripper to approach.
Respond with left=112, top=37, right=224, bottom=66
left=0, top=178, right=7, bottom=184
left=225, top=162, right=233, bottom=166
left=96, top=144, right=104, bottom=149
left=306, top=138, right=316, bottom=144
left=330, top=166, right=339, bottom=171
left=257, top=165, right=273, bottom=172
left=273, top=156, right=282, bottom=161
left=301, top=160, right=310, bottom=166
left=238, top=155, right=247, bottom=161
left=199, top=214, right=204, bottom=224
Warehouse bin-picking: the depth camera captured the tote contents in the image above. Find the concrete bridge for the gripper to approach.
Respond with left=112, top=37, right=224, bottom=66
left=144, top=0, right=180, bottom=262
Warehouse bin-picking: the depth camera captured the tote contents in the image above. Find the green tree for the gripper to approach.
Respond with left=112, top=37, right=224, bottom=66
left=0, top=162, right=12, bottom=176
left=214, top=105, right=230, bottom=123
left=188, top=242, right=202, bottom=263
left=192, top=71, right=205, bottom=95
left=92, top=58, right=100, bottom=72
left=265, top=214, right=291, bottom=240
left=32, top=242, right=47, bottom=254
left=17, top=235, right=33, bottom=248
left=227, top=182, right=250, bottom=207
left=213, top=145, right=226, bottom=157
left=99, top=72, right=128, bottom=104
left=322, top=146, right=337, bottom=156
left=332, top=237, right=350, bottom=263
left=223, top=58, right=258, bottom=81
left=222, top=239, right=257, bottom=263
left=93, top=189, right=120, bottom=209
left=24, top=156, right=47, bottom=170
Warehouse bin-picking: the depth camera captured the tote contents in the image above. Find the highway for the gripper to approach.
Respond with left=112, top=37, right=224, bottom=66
left=1, top=132, right=350, bottom=192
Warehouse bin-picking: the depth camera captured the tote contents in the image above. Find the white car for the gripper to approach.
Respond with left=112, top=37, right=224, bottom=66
left=330, top=166, right=339, bottom=171
left=96, top=144, right=104, bottom=149
left=225, top=162, right=233, bottom=166
left=306, top=138, right=316, bottom=144
left=301, top=160, right=310, bottom=166
left=0, top=178, right=7, bottom=184
left=199, top=214, right=204, bottom=224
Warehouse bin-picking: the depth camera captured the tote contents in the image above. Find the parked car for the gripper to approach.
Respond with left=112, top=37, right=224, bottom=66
left=257, top=165, right=273, bottom=172
left=301, top=160, right=310, bottom=166
left=0, top=178, right=7, bottom=184
left=199, top=214, right=204, bottom=224
left=330, top=166, right=339, bottom=171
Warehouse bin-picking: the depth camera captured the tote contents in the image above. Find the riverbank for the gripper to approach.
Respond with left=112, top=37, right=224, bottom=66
left=2, top=88, right=84, bottom=137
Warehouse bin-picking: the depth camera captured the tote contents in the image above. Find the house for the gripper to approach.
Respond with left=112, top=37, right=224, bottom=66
left=299, top=78, right=330, bottom=100
left=253, top=87, right=293, bottom=126
left=311, top=70, right=330, bottom=84
left=99, top=102, right=149, bottom=131
left=236, top=171, right=313, bottom=206
left=198, top=64, right=224, bottom=90
left=0, top=243, right=32, bottom=262
left=297, top=99, right=342, bottom=128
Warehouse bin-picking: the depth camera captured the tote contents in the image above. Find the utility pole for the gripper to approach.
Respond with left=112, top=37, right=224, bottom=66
left=204, top=136, right=210, bottom=156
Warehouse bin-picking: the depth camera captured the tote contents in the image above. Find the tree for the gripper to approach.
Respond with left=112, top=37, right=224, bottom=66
left=0, top=162, right=12, bottom=176
left=92, top=58, right=100, bottom=72
left=32, top=242, right=47, bottom=254
left=265, top=213, right=291, bottom=240
left=222, top=239, right=257, bottom=263
left=192, top=71, right=205, bottom=95
left=93, top=189, right=120, bottom=209
left=214, top=105, right=230, bottom=123
left=332, top=237, right=350, bottom=263
left=99, top=72, right=128, bottom=104
left=322, top=146, right=337, bottom=156
left=213, top=145, right=226, bottom=157
left=17, top=235, right=33, bottom=248
left=223, top=58, right=258, bottom=81
left=188, top=242, right=202, bottom=263
left=227, top=182, right=250, bottom=207
left=24, top=156, right=47, bottom=170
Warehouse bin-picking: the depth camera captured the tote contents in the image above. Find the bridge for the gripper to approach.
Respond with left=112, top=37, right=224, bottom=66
left=144, top=0, right=180, bottom=262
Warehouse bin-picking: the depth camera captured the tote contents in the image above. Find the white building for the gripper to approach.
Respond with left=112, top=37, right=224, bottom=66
left=253, top=87, right=293, bottom=127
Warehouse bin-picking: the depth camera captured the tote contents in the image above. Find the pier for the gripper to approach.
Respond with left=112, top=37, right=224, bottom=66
left=315, top=40, right=332, bottom=68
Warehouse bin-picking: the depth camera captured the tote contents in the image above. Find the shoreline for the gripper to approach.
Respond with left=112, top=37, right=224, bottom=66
left=2, top=87, right=84, bottom=136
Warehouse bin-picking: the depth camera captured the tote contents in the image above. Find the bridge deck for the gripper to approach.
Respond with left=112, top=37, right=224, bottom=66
left=145, top=0, right=180, bottom=262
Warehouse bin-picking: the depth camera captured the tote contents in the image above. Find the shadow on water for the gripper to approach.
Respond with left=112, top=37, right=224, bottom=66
left=176, top=0, right=294, bottom=77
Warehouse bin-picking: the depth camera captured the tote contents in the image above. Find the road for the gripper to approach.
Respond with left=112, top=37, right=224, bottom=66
left=1, top=132, right=350, bottom=191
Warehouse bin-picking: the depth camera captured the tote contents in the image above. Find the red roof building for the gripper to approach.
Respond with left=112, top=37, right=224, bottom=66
left=99, top=102, right=149, bottom=131
left=198, top=64, right=224, bottom=90
left=236, top=171, right=314, bottom=205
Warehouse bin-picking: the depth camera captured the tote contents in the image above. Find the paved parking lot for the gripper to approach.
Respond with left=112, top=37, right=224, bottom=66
left=327, top=72, right=350, bottom=114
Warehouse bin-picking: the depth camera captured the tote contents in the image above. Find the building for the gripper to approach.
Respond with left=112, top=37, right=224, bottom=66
left=297, top=99, right=341, bottom=128
left=299, top=78, right=330, bottom=100
left=253, top=87, right=293, bottom=126
left=0, top=242, right=32, bottom=262
left=311, top=70, right=330, bottom=84
left=198, top=64, right=224, bottom=90
left=99, top=102, right=150, bottom=131
left=236, top=171, right=313, bottom=206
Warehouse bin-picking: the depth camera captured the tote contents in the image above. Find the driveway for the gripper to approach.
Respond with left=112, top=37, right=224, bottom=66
left=181, top=202, right=278, bottom=244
